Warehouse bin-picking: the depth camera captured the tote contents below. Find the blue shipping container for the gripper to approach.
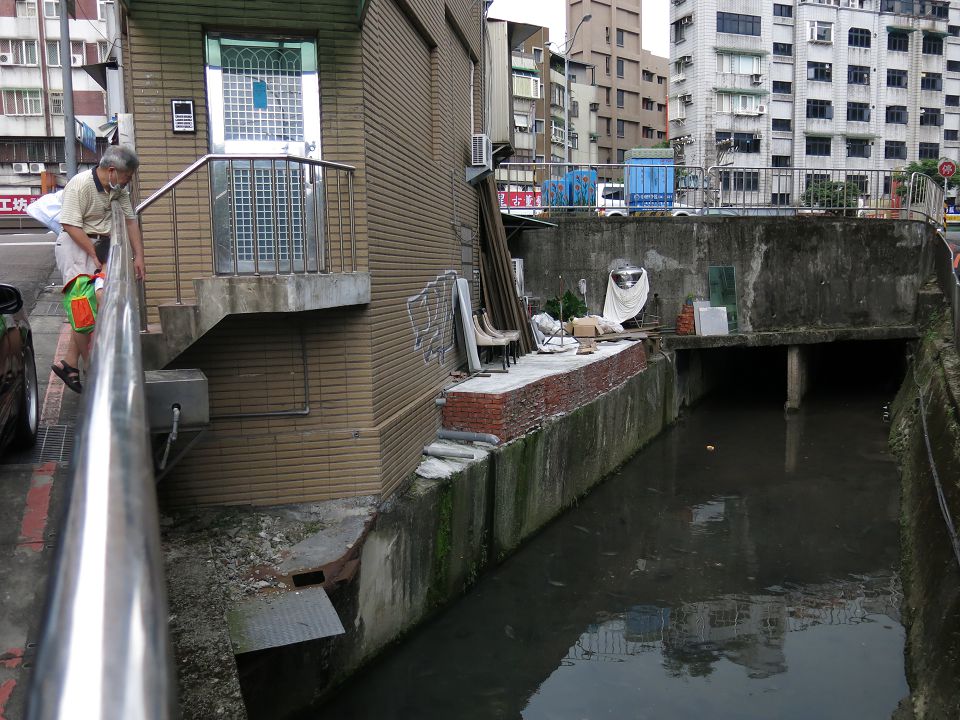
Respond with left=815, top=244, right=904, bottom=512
left=625, top=158, right=674, bottom=211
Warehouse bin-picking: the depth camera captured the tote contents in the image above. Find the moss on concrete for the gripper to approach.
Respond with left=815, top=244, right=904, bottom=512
left=890, top=310, right=960, bottom=719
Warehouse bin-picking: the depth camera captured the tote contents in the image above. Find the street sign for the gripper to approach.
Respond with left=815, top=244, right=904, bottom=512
left=939, top=159, right=957, bottom=178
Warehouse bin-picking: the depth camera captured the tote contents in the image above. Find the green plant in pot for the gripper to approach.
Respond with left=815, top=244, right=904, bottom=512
left=545, top=290, right=588, bottom=321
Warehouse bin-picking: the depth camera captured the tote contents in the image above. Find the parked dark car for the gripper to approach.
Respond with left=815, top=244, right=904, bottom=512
left=0, top=284, right=39, bottom=454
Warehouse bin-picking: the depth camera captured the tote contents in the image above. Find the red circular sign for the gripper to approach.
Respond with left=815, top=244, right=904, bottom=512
left=939, top=159, right=957, bottom=178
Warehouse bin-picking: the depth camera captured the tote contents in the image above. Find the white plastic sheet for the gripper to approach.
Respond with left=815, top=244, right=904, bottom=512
left=25, top=190, right=64, bottom=235
left=602, top=269, right=649, bottom=323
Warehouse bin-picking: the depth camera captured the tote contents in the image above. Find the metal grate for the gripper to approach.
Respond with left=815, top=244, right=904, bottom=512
left=231, top=164, right=305, bottom=268
left=221, top=46, right=304, bottom=143
left=2, top=424, right=74, bottom=465
left=31, top=300, right=65, bottom=317
left=31, top=424, right=74, bottom=463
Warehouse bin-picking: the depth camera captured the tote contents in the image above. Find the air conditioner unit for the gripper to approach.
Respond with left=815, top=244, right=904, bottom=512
left=753, top=132, right=763, bottom=140
left=751, top=73, right=764, bottom=84
left=471, top=133, right=493, bottom=169
left=58, top=163, right=68, bottom=174
left=680, top=55, right=693, bottom=65
left=680, top=15, right=693, bottom=25
left=589, top=102, right=600, bottom=111
left=12, top=162, right=29, bottom=174
left=71, top=53, right=84, bottom=67
left=756, top=104, right=767, bottom=114
left=679, top=93, right=693, bottom=103
left=29, top=163, right=45, bottom=173
left=0, top=53, right=12, bottom=65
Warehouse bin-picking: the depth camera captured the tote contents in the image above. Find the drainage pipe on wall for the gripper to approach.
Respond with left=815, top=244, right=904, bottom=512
left=211, top=326, right=310, bottom=421
left=437, top=429, right=501, bottom=445
left=423, top=444, right=476, bottom=460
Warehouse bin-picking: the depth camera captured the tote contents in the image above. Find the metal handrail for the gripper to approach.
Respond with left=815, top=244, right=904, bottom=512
left=495, top=162, right=946, bottom=225
left=135, top=152, right=355, bottom=214
left=27, top=203, right=176, bottom=719
left=135, top=152, right=358, bottom=307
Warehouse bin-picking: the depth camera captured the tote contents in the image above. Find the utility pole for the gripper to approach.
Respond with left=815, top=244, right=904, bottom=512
left=59, top=0, right=76, bottom=178
left=554, top=14, right=591, bottom=164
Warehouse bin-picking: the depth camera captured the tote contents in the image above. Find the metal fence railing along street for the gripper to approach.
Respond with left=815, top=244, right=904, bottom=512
left=26, top=203, right=176, bottom=720
left=495, top=162, right=945, bottom=227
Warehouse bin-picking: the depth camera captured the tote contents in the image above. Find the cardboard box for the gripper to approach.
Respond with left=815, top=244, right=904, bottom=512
left=572, top=317, right=602, bottom=337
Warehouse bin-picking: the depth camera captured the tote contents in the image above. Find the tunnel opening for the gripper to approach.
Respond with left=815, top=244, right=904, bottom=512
left=678, top=339, right=909, bottom=407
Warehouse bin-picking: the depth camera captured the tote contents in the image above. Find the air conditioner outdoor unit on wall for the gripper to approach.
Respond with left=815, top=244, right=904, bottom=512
left=680, top=15, right=693, bottom=25
left=756, top=104, right=767, bottom=114
left=471, top=133, right=492, bottom=169
left=71, top=53, right=84, bottom=67
left=59, top=163, right=68, bottom=174
left=751, top=74, right=764, bottom=84
left=12, top=163, right=29, bottom=174
left=0, top=53, right=12, bottom=65
left=29, top=163, right=45, bottom=173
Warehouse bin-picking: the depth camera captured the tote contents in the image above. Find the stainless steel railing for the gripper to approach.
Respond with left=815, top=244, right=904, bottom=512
left=495, top=162, right=945, bottom=226
left=27, top=202, right=176, bottom=720
left=136, top=153, right=357, bottom=305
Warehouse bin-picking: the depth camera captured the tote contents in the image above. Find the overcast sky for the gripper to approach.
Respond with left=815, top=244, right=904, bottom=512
left=488, top=0, right=670, bottom=58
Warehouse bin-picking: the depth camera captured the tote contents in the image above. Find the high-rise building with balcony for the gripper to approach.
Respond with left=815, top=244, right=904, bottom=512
left=669, top=0, right=959, bottom=183
left=567, top=0, right=669, bottom=170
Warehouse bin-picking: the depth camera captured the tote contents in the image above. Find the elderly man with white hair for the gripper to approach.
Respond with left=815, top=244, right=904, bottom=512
left=51, top=144, right=146, bottom=393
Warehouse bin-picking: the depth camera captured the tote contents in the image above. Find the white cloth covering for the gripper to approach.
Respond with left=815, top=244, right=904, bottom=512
left=602, top=269, right=649, bottom=323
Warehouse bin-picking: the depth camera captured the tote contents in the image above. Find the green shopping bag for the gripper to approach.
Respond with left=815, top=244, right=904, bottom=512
left=62, top=274, right=101, bottom=334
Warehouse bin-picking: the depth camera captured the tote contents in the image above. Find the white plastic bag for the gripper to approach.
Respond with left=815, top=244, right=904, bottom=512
left=25, top=190, right=64, bottom=235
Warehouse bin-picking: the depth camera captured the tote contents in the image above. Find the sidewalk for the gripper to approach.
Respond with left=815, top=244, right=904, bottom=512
left=0, top=271, right=78, bottom=719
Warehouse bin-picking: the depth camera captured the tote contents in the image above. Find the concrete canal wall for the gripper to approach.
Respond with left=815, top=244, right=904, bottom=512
left=236, top=352, right=684, bottom=718
left=890, top=308, right=960, bottom=719
left=511, top=217, right=936, bottom=332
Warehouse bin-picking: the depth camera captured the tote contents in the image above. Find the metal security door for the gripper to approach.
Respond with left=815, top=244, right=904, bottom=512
left=205, top=36, right=323, bottom=274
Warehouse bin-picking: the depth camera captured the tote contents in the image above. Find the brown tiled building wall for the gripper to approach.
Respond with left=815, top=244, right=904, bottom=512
left=126, top=0, right=481, bottom=505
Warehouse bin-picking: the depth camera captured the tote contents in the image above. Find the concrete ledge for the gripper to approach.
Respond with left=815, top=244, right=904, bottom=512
left=194, top=272, right=371, bottom=318
left=665, top=325, right=920, bottom=350
left=442, top=340, right=647, bottom=441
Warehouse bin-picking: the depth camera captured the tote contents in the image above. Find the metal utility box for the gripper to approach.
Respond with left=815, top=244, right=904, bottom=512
left=144, top=369, right=209, bottom=432
left=625, top=148, right=675, bottom=212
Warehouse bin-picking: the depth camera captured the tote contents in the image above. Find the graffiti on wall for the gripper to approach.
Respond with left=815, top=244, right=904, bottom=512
left=407, top=271, right=458, bottom=365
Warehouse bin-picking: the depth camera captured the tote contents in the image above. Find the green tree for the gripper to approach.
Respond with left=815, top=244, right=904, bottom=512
left=800, top=180, right=863, bottom=215
left=900, top=159, right=960, bottom=193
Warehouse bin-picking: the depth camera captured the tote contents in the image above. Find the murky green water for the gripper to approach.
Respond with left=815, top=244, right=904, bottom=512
left=316, top=391, right=907, bottom=719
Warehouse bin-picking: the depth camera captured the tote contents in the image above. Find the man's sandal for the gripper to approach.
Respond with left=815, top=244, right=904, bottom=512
left=51, top=361, right=82, bottom=393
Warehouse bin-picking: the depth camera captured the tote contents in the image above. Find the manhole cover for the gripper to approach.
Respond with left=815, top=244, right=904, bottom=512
left=2, top=424, right=75, bottom=465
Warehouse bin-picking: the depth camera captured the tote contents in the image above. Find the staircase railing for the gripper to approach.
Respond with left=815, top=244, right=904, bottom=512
left=136, top=153, right=357, bottom=306
left=27, top=202, right=176, bottom=719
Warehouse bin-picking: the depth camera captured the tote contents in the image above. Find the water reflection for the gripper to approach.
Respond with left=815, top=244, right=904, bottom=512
left=313, top=395, right=907, bottom=720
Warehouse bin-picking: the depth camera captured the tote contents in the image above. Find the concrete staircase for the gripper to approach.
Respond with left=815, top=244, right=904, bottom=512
left=140, top=272, right=371, bottom=369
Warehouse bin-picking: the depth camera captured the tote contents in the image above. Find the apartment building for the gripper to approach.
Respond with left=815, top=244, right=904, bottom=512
left=567, top=0, right=669, bottom=169
left=0, top=0, right=110, bottom=202
left=669, top=0, right=960, bottom=182
left=489, top=19, right=599, bottom=210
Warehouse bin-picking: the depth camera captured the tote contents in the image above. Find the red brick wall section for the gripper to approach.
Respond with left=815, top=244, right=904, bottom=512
left=0, top=0, right=16, bottom=17
left=73, top=90, right=105, bottom=116
left=85, top=42, right=99, bottom=66
left=442, top=342, right=648, bottom=442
